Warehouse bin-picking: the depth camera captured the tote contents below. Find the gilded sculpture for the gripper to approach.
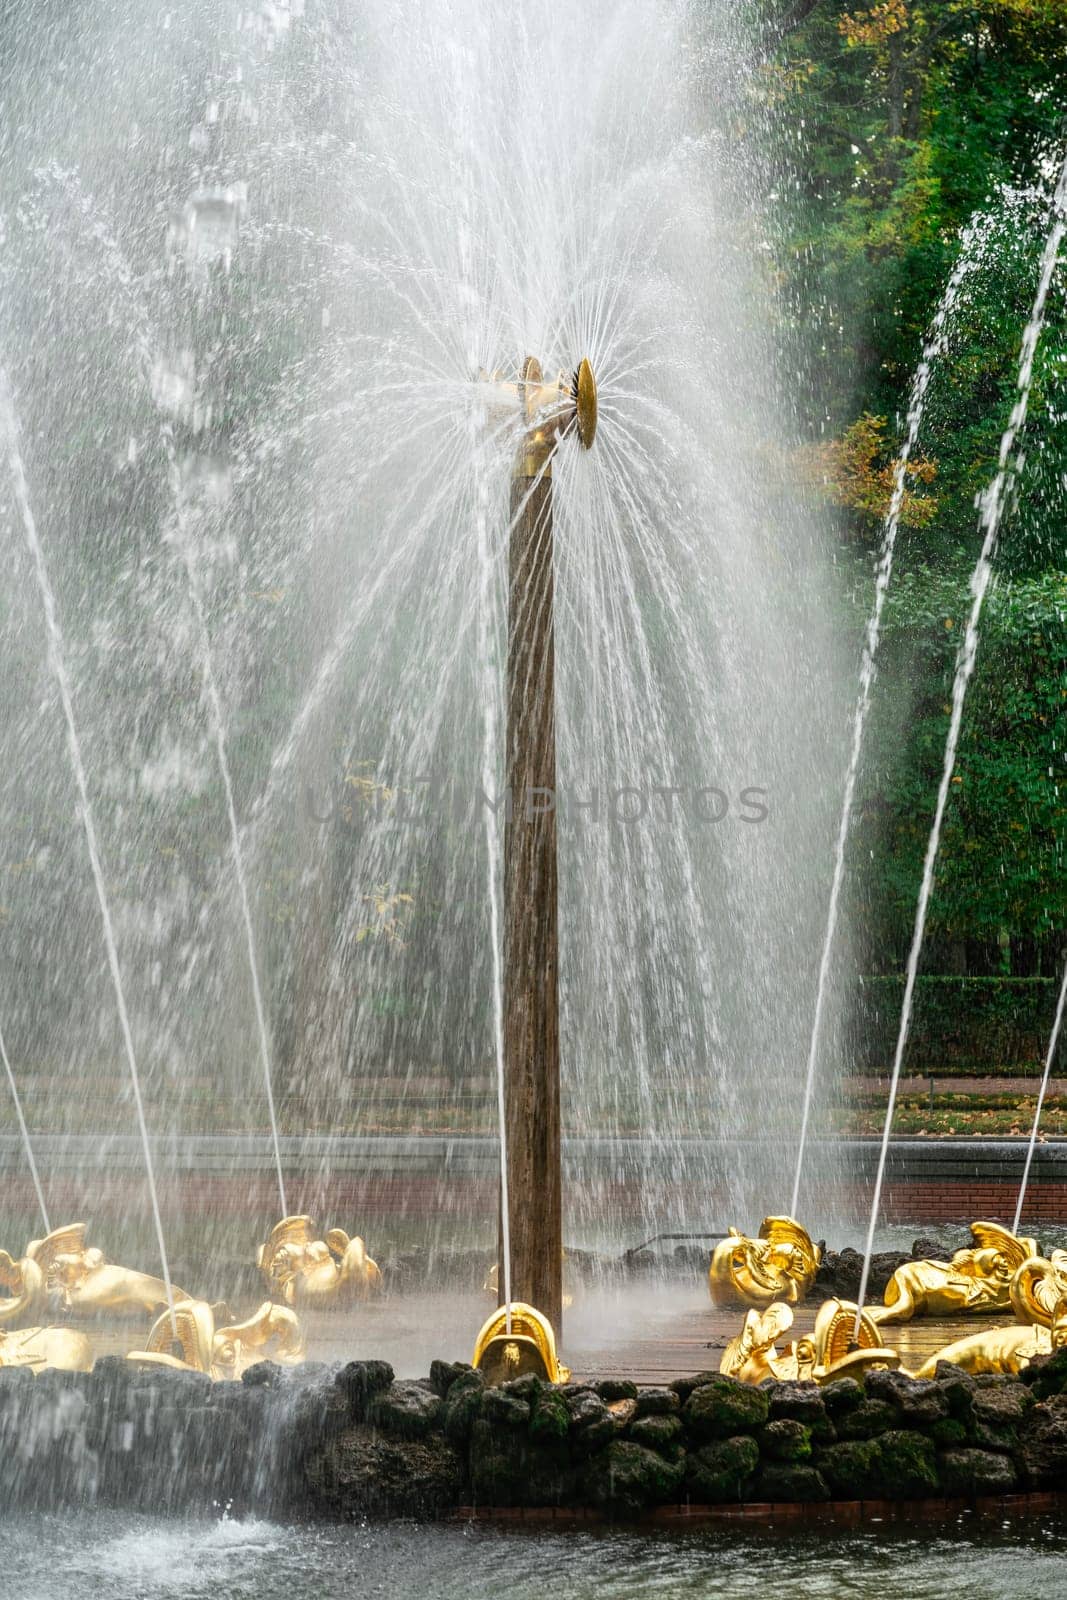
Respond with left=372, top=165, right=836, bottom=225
left=128, top=1297, right=306, bottom=1380
left=0, top=1323, right=93, bottom=1373
left=870, top=1221, right=1036, bottom=1324
left=708, top=1216, right=821, bottom=1310
left=256, top=1215, right=382, bottom=1307
left=21, top=1223, right=189, bottom=1318
left=0, top=1249, right=46, bottom=1326
left=472, top=1302, right=570, bottom=1385
left=720, top=1297, right=900, bottom=1386
left=913, top=1249, right=1067, bottom=1378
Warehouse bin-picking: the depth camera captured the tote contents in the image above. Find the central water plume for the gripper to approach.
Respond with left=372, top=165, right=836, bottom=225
left=0, top=0, right=845, bottom=1258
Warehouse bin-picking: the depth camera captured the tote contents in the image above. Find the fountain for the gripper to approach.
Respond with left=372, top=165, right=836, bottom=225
left=1, top=0, right=1067, bottom=1574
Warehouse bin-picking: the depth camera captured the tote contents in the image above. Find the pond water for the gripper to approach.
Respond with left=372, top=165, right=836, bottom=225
left=4, top=1511, right=1066, bottom=1600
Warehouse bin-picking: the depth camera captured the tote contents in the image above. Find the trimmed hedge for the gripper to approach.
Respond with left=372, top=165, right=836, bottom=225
left=852, top=977, right=1060, bottom=1075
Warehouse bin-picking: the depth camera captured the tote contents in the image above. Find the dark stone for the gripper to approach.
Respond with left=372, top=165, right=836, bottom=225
left=367, top=1380, right=442, bottom=1439
left=685, top=1435, right=760, bottom=1503
left=816, top=1438, right=882, bottom=1497
left=594, top=1379, right=638, bottom=1402
left=929, top=1417, right=970, bottom=1448
left=972, top=1383, right=1033, bottom=1451
left=483, top=1389, right=531, bottom=1428
left=669, top=1371, right=721, bottom=1404
left=683, top=1376, right=769, bottom=1441
left=241, top=1361, right=286, bottom=1389
left=306, top=1423, right=463, bottom=1517
left=865, top=1370, right=949, bottom=1426
left=1021, top=1347, right=1067, bottom=1400
left=568, top=1392, right=617, bottom=1459
left=529, top=1389, right=570, bottom=1448
left=335, top=1360, right=395, bottom=1420
left=430, top=1359, right=476, bottom=1399
left=1016, top=1393, right=1067, bottom=1488
left=756, top=1462, right=830, bottom=1502
left=633, top=1386, right=680, bottom=1418
left=876, top=1430, right=940, bottom=1498
left=629, top=1413, right=683, bottom=1454
left=581, top=1439, right=684, bottom=1518
left=442, top=1371, right=485, bottom=1444
left=939, top=1447, right=1018, bottom=1496
left=765, top=1381, right=827, bottom=1426
left=820, top=1377, right=864, bottom=1416
left=497, top=1373, right=544, bottom=1403
left=933, top=1364, right=976, bottom=1420
left=835, top=1398, right=897, bottom=1441
left=467, top=1417, right=527, bottom=1503
left=759, top=1418, right=812, bottom=1463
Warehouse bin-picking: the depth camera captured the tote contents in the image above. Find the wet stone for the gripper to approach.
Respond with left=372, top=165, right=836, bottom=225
left=581, top=1439, right=684, bottom=1518
left=756, top=1462, right=830, bottom=1503
left=335, top=1360, right=395, bottom=1419
left=367, top=1380, right=442, bottom=1439
left=685, top=1435, right=760, bottom=1503
left=939, top=1447, right=1018, bottom=1496
left=683, top=1376, right=769, bottom=1440
left=483, top=1389, right=531, bottom=1427
left=629, top=1412, right=683, bottom=1454
left=633, top=1386, right=680, bottom=1418
left=759, top=1417, right=812, bottom=1462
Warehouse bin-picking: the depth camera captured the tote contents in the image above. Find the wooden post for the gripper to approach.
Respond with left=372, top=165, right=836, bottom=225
left=502, top=466, right=563, bottom=1335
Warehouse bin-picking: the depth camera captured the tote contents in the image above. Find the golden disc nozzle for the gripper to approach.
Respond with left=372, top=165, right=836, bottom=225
left=480, top=354, right=597, bottom=478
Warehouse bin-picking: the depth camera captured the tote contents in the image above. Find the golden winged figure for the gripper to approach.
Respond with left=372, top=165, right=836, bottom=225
left=709, top=1216, right=821, bottom=1309
left=128, top=1297, right=306, bottom=1381
left=23, top=1222, right=189, bottom=1318
left=872, top=1221, right=1037, bottom=1325
left=256, top=1215, right=382, bottom=1307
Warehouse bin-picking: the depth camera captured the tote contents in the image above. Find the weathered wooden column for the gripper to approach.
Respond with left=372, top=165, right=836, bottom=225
left=500, top=357, right=596, bottom=1339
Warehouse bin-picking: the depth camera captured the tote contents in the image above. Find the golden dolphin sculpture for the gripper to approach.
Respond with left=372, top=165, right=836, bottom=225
left=23, top=1223, right=189, bottom=1318
left=472, top=1302, right=570, bottom=1386
left=709, top=1217, right=821, bottom=1310
left=721, top=1297, right=900, bottom=1386
left=913, top=1250, right=1067, bottom=1378
left=0, top=1251, right=46, bottom=1327
left=871, top=1221, right=1036, bottom=1325
left=0, top=1323, right=93, bottom=1373
left=128, top=1297, right=306, bottom=1381
left=257, top=1216, right=382, bottom=1307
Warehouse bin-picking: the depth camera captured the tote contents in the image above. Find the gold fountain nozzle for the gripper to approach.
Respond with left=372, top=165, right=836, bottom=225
left=481, top=354, right=597, bottom=477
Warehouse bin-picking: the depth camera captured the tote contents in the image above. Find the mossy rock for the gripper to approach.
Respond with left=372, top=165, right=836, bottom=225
left=629, top=1413, right=683, bottom=1454
left=684, top=1435, right=759, bottom=1503
left=634, top=1386, right=680, bottom=1418
left=971, top=1383, right=1034, bottom=1451
left=529, top=1389, right=570, bottom=1449
left=367, top=1382, right=442, bottom=1440
left=876, top=1430, right=940, bottom=1498
left=670, top=1371, right=721, bottom=1404
left=1022, top=1348, right=1067, bottom=1400
left=835, top=1398, right=896, bottom=1441
left=939, top=1447, right=1018, bottom=1497
left=468, top=1417, right=527, bottom=1503
left=442, top=1373, right=485, bottom=1444
left=756, top=1462, right=830, bottom=1503
left=820, top=1377, right=864, bottom=1417
left=581, top=1439, right=684, bottom=1519
left=866, top=1371, right=949, bottom=1427
left=928, top=1416, right=970, bottom=1448
left=816, top=1438, right=882, bottom=1497
left=594, top=1379, right=638, bottom=1402
left=429, top=1360, right=476, bottom=1399
left=483, top=1389, right=531, bottom=1428
left=683, top=1377, right=769, bottom=1441
left=759, top=1418, right=812, bottom=1463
